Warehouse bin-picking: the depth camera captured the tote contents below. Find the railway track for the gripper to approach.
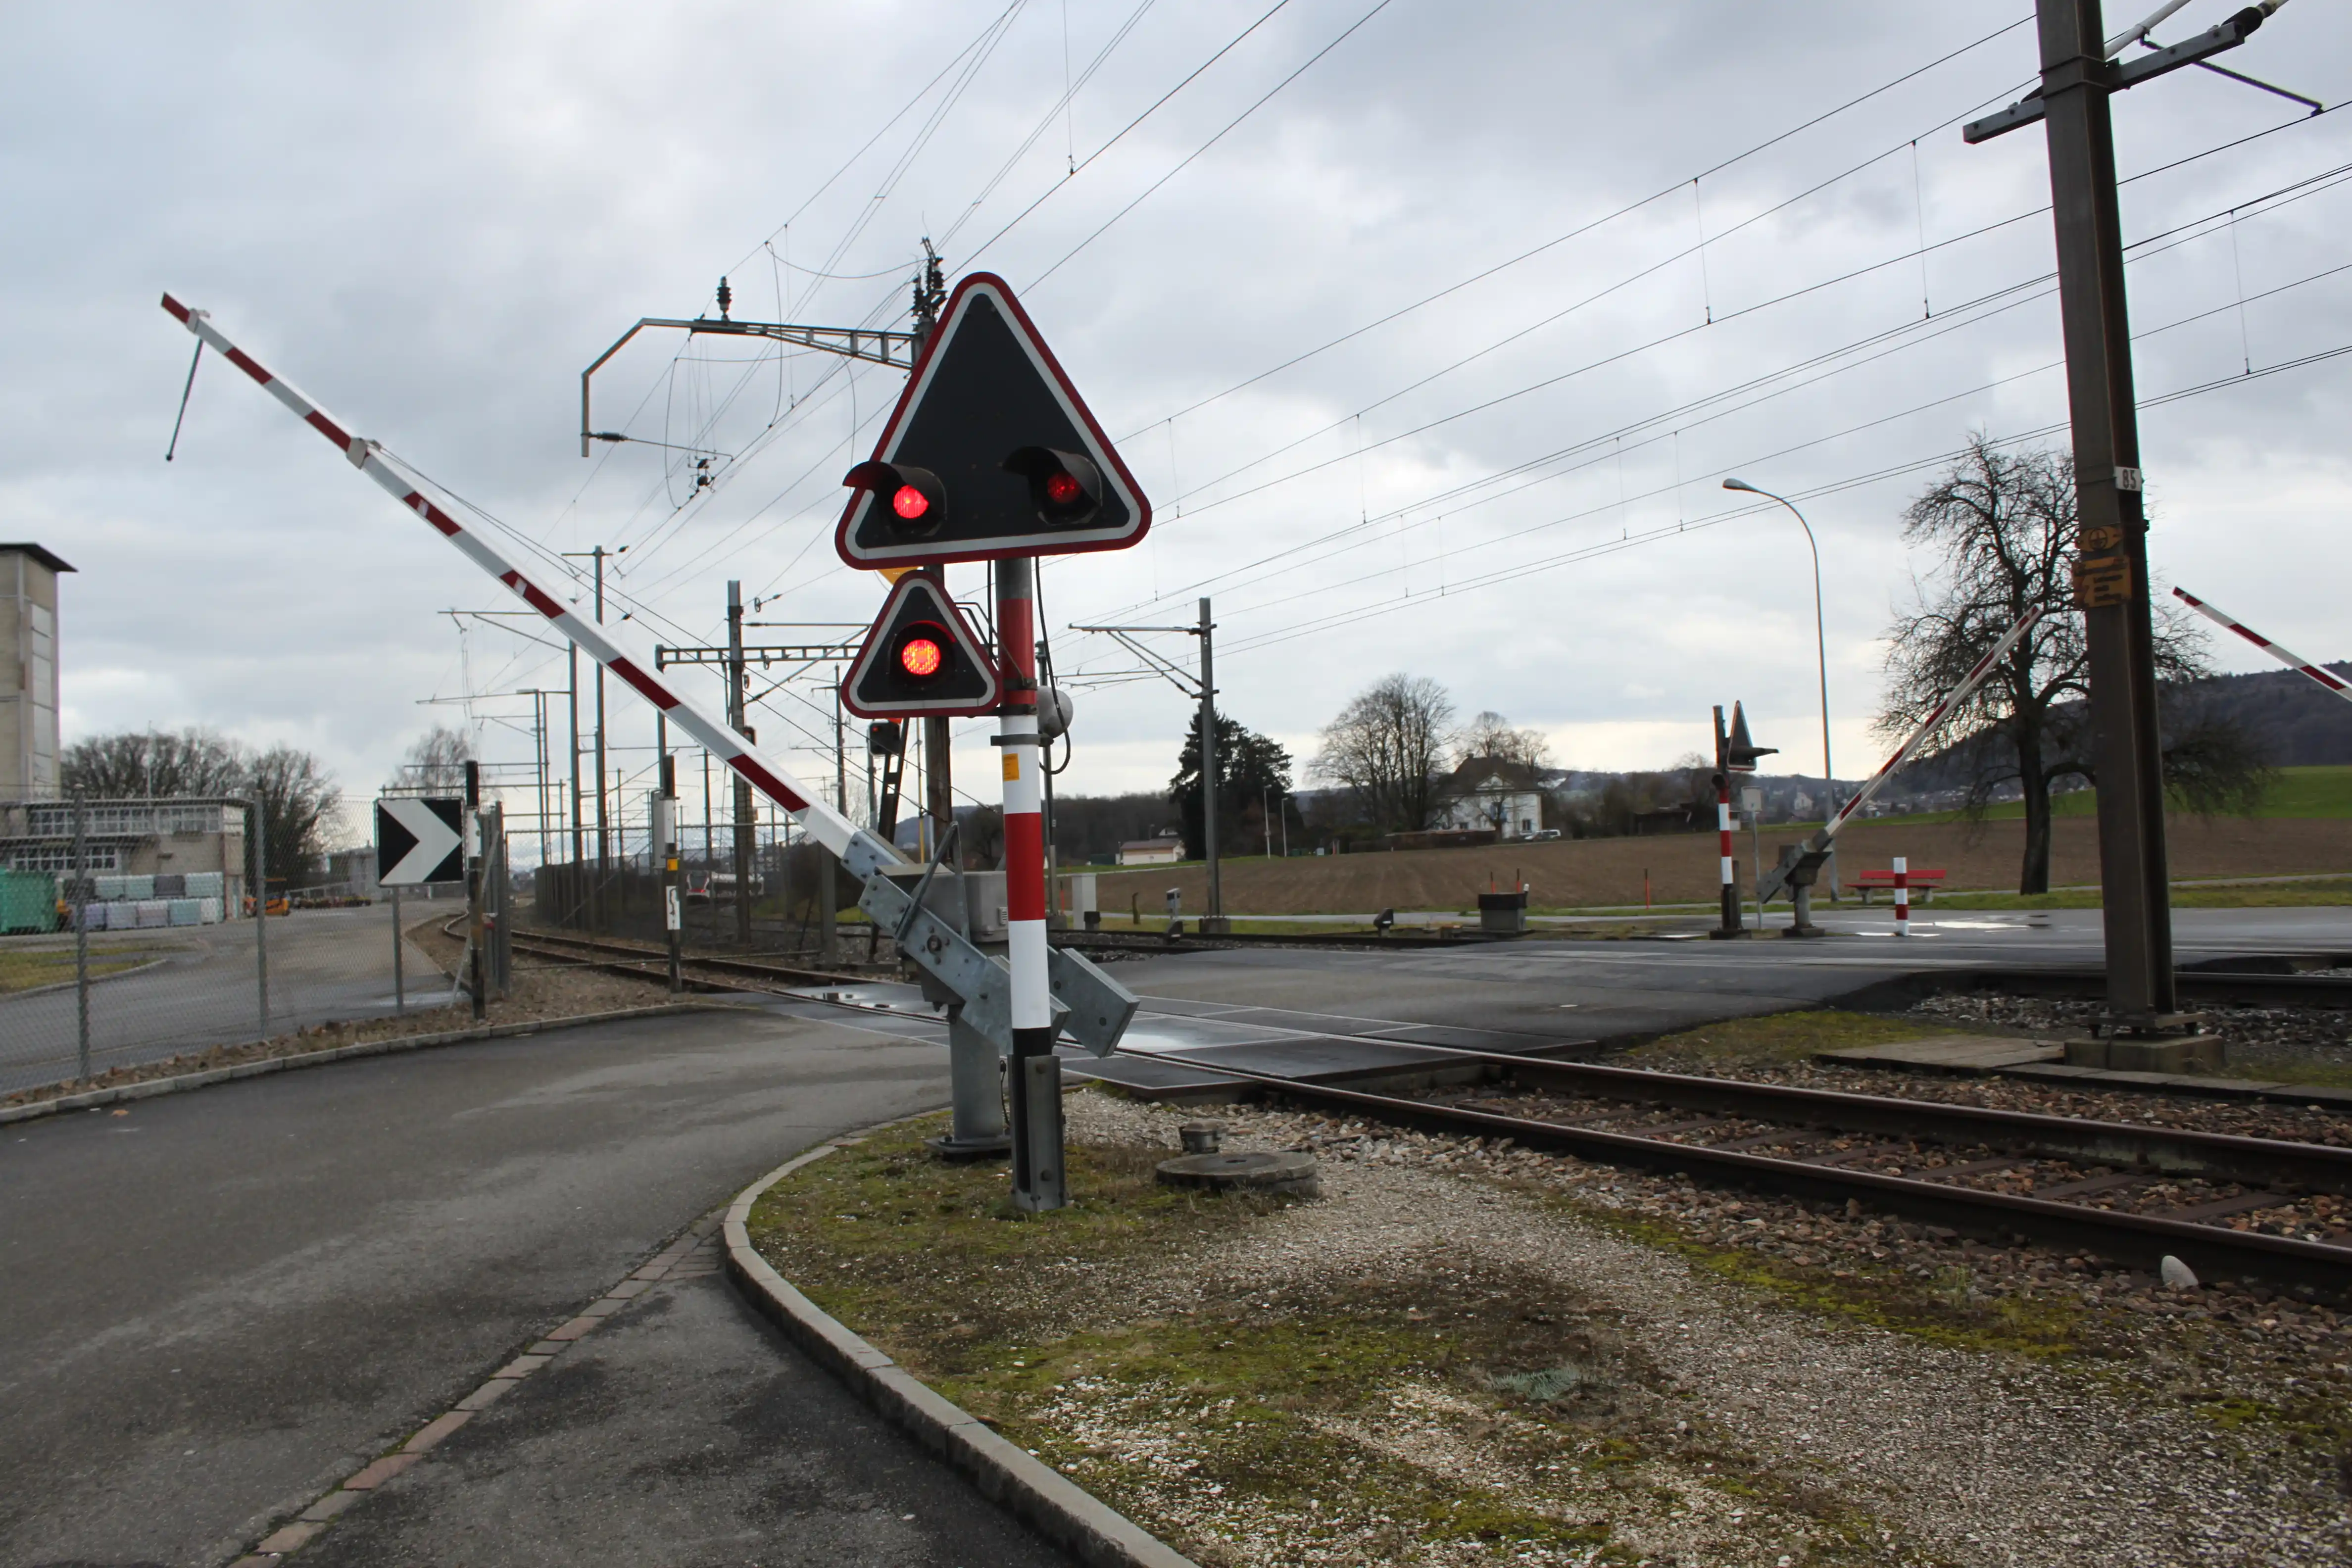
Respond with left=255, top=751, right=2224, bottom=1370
left=1207, top=1044, right=2352, bottom=1294
left=502, top=925, right=877, bottom=993
left=1057, top=926, right=1513, bottom=954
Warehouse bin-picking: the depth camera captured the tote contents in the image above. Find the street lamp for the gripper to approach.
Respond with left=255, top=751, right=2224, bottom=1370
left=1722, top=476, right=1839, bottom=897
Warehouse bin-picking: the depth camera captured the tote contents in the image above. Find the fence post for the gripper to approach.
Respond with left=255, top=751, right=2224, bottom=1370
left=72, top=798, right=90, bottom=1081
left=392, top=884, right=405, bottom=1017
left=251, top=795, right=270, bottom=1035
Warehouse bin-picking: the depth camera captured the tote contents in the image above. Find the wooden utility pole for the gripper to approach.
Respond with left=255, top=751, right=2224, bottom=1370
left=1966, top=1, right=2289, bottom=1022
left=2036, top=0, right=2173, bottom=1022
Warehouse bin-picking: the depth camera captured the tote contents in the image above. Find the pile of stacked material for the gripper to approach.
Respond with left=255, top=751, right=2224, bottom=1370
left=69, top=893, right=226, bottom=930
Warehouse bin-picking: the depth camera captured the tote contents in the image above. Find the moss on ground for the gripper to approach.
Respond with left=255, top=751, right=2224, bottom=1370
left=747, top=1111, right=1916, bottom=1566
left=1543, top=1195, right=2084, bottom=1362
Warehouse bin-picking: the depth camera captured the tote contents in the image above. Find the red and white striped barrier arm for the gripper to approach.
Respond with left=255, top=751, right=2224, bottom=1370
left=1823, top=607, right=2046, bottom=842
left=2172, top=587, right=2352, bottom=703
left=160, top=294, right=883, bottom=867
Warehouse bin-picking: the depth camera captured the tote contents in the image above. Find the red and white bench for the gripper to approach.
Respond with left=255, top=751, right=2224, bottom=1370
left=1850, top=868, right=1945, bottom=904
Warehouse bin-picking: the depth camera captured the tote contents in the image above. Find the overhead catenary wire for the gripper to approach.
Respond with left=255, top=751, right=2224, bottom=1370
left=598, top=8, right=2036, bottom=609
left=1090, top=122, right=2352, bottom=621
left=1215, top=337, right=2352, bottom=656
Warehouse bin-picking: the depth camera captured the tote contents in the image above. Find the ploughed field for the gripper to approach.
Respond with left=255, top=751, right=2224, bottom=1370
left=1091, top=813, right=2352, bottom=916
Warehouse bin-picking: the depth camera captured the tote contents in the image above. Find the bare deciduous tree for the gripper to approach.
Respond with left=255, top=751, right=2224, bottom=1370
left=1457, top=710, right=1554, bottom=773
left=1879, top=437, right=2269, bottom=893
left=61, top=728, right=246, bottom=798
left=1312, top=674, right=1457, bottom=832
left=60, top=726, right=343, bottom=881
left=392, top=725, right=476, bottom=792
left=248, top=745, right=342, bottom=885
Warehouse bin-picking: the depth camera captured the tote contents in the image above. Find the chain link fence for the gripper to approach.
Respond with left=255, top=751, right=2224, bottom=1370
left=0, top=797, right=507, bottom=1101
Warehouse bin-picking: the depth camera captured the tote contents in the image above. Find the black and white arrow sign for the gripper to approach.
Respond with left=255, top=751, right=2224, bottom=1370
left=375, top=796, right=465, bottom=886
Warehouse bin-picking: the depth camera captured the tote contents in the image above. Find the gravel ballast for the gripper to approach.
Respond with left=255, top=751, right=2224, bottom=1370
left=755, top=1089, right=2352, bottom=1566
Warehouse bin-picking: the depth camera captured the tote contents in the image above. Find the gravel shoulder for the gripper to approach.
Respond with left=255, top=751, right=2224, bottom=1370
left=749, top=1089, right=2352, bottom=1568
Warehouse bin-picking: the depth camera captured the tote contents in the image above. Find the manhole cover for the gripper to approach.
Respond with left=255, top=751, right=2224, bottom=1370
left=1154, top=1150, right=1319, bottom=1196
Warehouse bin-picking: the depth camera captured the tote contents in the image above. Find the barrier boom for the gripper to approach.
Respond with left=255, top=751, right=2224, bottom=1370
left=157, top=294, right=1138, bottom=1056
left=2173, top=588, right=2352, bottom=705
left=1759, top=606, right=2044, bottom=913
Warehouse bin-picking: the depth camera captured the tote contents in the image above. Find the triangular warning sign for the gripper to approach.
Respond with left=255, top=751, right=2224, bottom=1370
left=834, top=272, right=1151, bottom=568
left=841, top=574, right=1002, bottom=719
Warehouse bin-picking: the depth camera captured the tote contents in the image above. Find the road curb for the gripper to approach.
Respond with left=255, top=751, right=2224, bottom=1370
left=722, top=1142, right=1203, bottom=1568
left=0, top=1000, right=750, bottom=1127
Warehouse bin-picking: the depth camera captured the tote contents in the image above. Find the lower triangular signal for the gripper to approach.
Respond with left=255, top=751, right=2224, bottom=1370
left=842, top=576, right=1001, bottom=719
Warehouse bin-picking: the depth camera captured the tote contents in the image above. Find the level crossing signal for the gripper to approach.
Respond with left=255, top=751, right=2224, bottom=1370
left=841, top=574, right=1001, bottom=718
left=834, top=272, right=1150, bottom=567
left=1723, top=702, right=1776, bottom=773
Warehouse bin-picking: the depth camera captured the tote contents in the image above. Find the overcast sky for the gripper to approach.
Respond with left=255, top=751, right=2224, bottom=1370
left=9, top=1, right=2351, bottom=850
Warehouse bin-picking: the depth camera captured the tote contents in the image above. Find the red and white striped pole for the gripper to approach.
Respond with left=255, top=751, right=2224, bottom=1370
left=1718, top=780, right=1737, bottom=917
left=994, top=556, right=1063, bottom=1211
left=1710, top=705, right=1743, bottom=938
left=1893, top=855, right=1910, bottom=937
left=2173, top=588, right=2352, bottom=706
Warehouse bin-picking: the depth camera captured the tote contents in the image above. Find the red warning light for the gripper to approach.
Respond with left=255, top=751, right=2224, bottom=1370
left=1044, top=470, right=1082, bottom=506
left=892, top=484, right=931, bottom=521
left=898, top=636, right=944, bottom=679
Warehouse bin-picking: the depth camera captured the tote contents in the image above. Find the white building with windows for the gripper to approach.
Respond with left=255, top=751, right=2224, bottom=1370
left=1436, top=761, right=1548, bottom=840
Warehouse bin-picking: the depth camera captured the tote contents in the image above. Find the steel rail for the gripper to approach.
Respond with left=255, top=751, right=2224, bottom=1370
left=506, top=928, right=868, bottom=990
left=1202, top=1055, right=2352, bottom=1291
left=1432, top=1047, right=2352, bottom=1194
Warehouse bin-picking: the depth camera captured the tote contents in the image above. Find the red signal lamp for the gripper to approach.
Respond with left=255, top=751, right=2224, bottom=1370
left=843, top=459, right=945, bottom=539
left=896, top=626, right=947, bottom=681
left=1003, top=446, right=1103, bottom=527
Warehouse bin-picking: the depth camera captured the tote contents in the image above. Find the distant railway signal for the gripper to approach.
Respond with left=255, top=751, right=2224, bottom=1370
left=841, top=574, right=1000, bottom=718
left=834, top=272, right=1149, bottom=567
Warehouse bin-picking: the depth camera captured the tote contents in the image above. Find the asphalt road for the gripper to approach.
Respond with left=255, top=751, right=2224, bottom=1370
left=0, top=1007, right=1071, bottom=1568
left=1098, top=906, right=2352, bottom=1047
left=0, top=904, right=446, bottom=1097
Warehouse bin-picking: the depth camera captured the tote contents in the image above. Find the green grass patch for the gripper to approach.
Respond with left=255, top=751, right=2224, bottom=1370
left=1859, top=764, right=2352, bottom=829
left=0, top=946, right=169, bottom=994
left=747, top=1110, right=1913, bottom=1565
left=1933, top=877, right=2352, bottom=911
